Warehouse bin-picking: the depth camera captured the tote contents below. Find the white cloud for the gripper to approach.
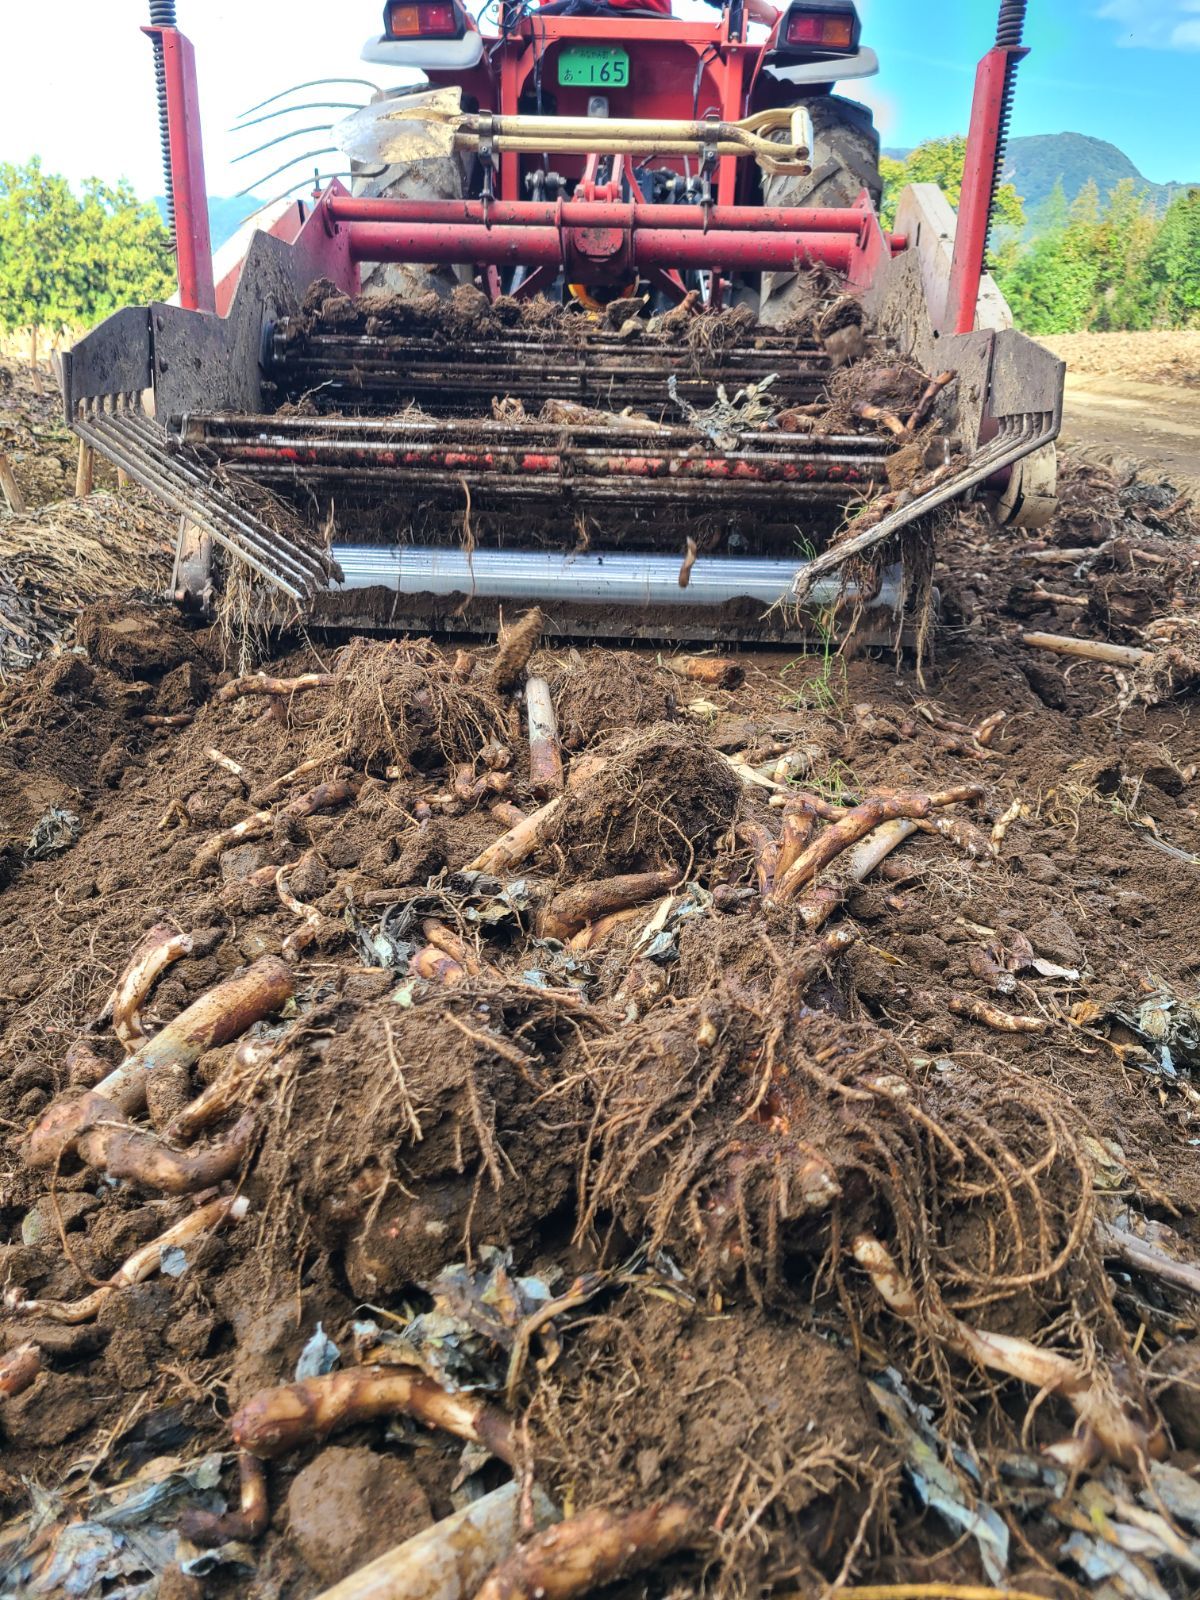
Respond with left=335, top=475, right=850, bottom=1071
left=1097, top=0, right=1200, bottom=48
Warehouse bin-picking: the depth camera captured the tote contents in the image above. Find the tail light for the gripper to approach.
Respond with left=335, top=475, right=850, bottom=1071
left=782, top=5, right=859, bottom=53
left=384, top=0, right=464, bottom=38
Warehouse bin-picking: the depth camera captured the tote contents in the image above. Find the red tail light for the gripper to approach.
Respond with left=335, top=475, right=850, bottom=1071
left=385, top=0, right=462, bottom=37
left=784, top=8, right=856, bottom=50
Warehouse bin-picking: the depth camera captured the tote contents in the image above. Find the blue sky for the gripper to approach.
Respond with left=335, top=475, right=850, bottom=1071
left=0, top=1, right=1196, bottom=200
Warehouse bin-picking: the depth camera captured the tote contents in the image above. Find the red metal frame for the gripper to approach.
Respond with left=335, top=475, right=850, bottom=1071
left=143, top=23, right=215, bottom=314
left=944, top=38, right=1028, bottom=334
left=148, top=7, right=1020, bottom=332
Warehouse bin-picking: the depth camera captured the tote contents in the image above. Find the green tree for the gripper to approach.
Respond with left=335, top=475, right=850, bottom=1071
left=0, top=159, right=173, bottom=348
left=1143, top=188, right=1200, bottom=327
left=879, top=135, right=1025, bottom=233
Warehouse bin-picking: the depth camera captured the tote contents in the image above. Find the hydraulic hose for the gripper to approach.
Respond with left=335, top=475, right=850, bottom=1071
left=149, top=1, right=179, bottom=245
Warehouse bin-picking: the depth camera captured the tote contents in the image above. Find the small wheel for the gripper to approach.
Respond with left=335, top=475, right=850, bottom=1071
left=759, top=94, right=882, bottom=326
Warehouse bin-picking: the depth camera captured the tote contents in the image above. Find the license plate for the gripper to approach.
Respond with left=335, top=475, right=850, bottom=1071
left=557, top=45, right=629, bottom=88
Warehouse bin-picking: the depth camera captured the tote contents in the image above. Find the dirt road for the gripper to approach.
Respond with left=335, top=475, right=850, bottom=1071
left=1041, top=330, right=1200, bottom=491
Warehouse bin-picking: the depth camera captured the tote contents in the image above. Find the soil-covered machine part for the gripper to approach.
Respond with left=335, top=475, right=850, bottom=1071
left=62, top=0, right=1062, bottom=641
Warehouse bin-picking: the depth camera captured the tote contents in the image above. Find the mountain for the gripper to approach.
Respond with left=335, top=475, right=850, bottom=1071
left=154, top=195, right=268, bottom=251
left=1002, top=133, right=1198, bottom=216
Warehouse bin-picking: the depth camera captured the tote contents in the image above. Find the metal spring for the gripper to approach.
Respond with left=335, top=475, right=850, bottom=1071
left=149, top=1, right=179, bottom=245
left=995, top=0, right=1028, bottom=48
left=985, top=0, right=1027, bottom=264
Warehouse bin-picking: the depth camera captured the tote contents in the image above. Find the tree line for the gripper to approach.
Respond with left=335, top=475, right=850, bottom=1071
left=0, top=159, right=173, bottom=353
left=882, top=139, right=1200, bottom=335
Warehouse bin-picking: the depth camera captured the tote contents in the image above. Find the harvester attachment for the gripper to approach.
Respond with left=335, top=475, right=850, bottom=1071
left=61, top=185, right=1062, bottom=643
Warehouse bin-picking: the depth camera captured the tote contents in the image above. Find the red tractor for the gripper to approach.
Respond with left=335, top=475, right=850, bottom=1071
left=349, top=0, right=885, bottom=322
left=62, top=0, right=1062, bottom=640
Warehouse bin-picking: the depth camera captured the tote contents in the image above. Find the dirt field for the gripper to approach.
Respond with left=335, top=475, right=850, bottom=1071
left=1040, top=332, right=1200, bottom=491
left=2, top=343, right=1200, bottom=1600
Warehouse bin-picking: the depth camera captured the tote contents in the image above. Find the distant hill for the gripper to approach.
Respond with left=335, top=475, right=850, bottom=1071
left=883, top=132, right=1198, bottom=239
left=1003, top=133, right=1198, bottom=216
left=154, top=195, right=268, bottom=251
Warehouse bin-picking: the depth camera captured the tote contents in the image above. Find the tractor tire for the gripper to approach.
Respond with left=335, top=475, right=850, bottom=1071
left=351, top=90, right=467, bottom=300
left=758, top=93, right=882, bottom=327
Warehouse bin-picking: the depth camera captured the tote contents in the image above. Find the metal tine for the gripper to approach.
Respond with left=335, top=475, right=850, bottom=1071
left=235, top=151, right=339, bottom=196
left=252, top=172, right=382, bottom=211
left=236, top=78, right=380, bottom=120
left=231, top=102, right=366, bottom=132
left=232, top=127, right=340, bottom=164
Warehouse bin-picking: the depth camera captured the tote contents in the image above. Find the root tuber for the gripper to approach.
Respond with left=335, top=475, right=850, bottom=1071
left=568, top=907, right=646, bottom=951
left=540, top=868, right=680, bottom=942
left=7, top=1195, right=249, bottom=1323
left=853, top=1234, right=1165, bottom=1469
left=906, top=369, right=956, bottom=432
left=490, top=607, right=543, bottom=691
left=665, top=655, right=744, bottom=689
left=179, top=1452, right=268, bottom=1546
left=191, top=809, right=272, bottom=875
left=0, top=1342, right=42, bottom=1397
left=168, top=1039, right=275, bottom=1142
left=252, top=756, right=326, bottom=805
left=736, top=821, right=779, bottom=899
left=29, top=958, right=293, bottom=1168
left=277, top=863, right=326, bottom=961
left=215, top=671, right=335, bottom=703
left=310, top=1480, right=559, bottom=1600
left=232, top=1366, right=515, bottom=1463
left=411, top=946, right=467, bottom=985
left=77, top=1108, right=255, bottom=1195
left=772, top=787, right=983, bottom=905
left=474, top=1500, right=701, bottom=1600
left=852, top=399, right=907, bottom=436
left=1020, top=632, right=1147, bottom=667
left=1098, top=1220, right=1200, bottom=1299
left=106, top=923, right=194, bottom=1046
left=796, top=818, right=920, bottom=931
left=526, top=677, right=564, bottom=797
left=947, top=996, right=1047, bottom=1034
left=469, top=794, right=566, bottom=874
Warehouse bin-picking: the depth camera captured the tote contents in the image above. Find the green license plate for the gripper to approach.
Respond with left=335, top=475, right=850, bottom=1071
left=558, top=45, right=629, bottom=88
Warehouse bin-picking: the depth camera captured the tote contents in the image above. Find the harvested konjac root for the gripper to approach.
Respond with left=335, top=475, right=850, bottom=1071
left=539, top=868, right=679, bottom=942
left=852, top=1235, right=1165, bottom=1469
left=797, top=817, right=920, bottom=930
left=490, top=607, right=543, bottom=691
left=179, top=1451, right=269, bottom=1546
left=191, top=776, right=361, bottom=875
left=771, top=786, right=984, bottom=905
left=474, top=1500, right=702, bottom=1600
left=664, top=655, right=744, bottom=689
left=0, top=1342, right=42, bottom=1397
left=28, top=957, right=293, bottom=1168
left=7, top=1195, right=249, bottom=1324
left=469, top=794, right=566, bottom=874
left=947, top=996, right=1048, bottom=1034
left=526, top=676, right=563, bottom=797
left=76, top=1107, right=255, bottom=1195
left=104, top=922, right=194, bottom=1045
left=232, top=1367, right=515, bottom=1463
left=168, top=1039, right=275, bottom=1142
left=215, top=671, right=336, bottom=703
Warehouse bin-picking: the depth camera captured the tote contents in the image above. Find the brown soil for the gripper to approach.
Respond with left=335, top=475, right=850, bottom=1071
left=3, top=359, right=1200, bottom=1600
left=1040, top=332, right=1200, bottom=492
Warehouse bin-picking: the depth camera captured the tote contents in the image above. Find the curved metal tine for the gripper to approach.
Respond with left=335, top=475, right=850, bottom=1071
left=252, top=171, right=384, bottom=210
left=236, top=78, right=381, bottom=120
left=233, top=126, right=338, bottom=164
left=235, top=151, right=338, bottom=196
left=232, top=102, right=366, bottom=132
